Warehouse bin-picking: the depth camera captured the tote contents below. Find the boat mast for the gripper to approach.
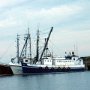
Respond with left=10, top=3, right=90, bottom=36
left=17, top=34, right=20, bottom=63
left=36, top=29, right=39, bottom=62
left=20, top=29, right=30, bottom=58
left=20, top=35, right=27, bottom=58
left=39, top=27, right=53, bottom=61
left=28, top=28, right=32, bottom=60
left=44, top=38, right=48, bottom=57
left=20, top=28, right=32, bottom=61
left=24, top=36, right=27, bottom=57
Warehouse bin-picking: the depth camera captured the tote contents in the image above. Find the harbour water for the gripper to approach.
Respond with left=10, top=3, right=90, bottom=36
left=0, top=71, right=90, bottom=90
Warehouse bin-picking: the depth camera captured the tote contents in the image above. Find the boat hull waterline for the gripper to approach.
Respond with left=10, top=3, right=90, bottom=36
left=22, top=65, right=85, bottom=74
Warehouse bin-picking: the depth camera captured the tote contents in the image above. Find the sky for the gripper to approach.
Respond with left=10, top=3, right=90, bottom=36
left=0, top=0, right=90, bottom=63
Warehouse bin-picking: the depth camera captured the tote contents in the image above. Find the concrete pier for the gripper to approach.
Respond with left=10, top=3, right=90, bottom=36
left=0, top=64, right=13, bottom=76
left=81, top=56, right=90, bottom=70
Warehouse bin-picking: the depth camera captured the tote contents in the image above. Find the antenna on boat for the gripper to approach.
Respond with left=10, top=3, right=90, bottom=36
left=39, top=27, right=53, bottom=61
left=17, top=34, right=20, bottom=63
left=73, top=43, right=78, bottom=56
left=75, top=43, right=78, bottom=56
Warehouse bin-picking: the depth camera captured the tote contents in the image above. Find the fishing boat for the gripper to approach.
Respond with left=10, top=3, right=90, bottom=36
left=9, top=34, right=22, bottom=74
left=21, top=27, right=85, bottom=74
left=9, top=29, right=32, bottom=74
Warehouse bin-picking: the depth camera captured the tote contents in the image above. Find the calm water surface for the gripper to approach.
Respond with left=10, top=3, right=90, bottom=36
left=0, top=71, right=90, bottom=90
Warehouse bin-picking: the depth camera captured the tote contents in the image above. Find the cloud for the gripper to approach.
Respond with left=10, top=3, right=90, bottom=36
left=25, top=5, right=83, bottom=24
left=0, top=3, right=83, bottom=29
left=0, top=0, right=90, bottom=60
left=0, top=0, right=26, bottom=8
left=50, top=29, right=90, bottom=56
left=0, top=17, right=17, bottom=28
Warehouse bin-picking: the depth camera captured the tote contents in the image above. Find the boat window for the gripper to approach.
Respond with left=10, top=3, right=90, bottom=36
left=25, top=60, right=28, bottom=62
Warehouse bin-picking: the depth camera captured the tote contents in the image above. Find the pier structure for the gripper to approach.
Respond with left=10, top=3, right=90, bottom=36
left=81, top=56, right=90, bottom=70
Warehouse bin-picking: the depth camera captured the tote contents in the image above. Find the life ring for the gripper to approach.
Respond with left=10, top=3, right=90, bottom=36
left=51, top=67, right=54, bottom=69
left=39, top=67, right=42, bottom=69
left=51, top=67, right=54, bottom=71
left=45, top=66, right=48, bottom=69
left=67, top=67, right=70, bottom=70
left=62, top=67, right=66, bottom=70
left=58, top=67, right=61, bottom=69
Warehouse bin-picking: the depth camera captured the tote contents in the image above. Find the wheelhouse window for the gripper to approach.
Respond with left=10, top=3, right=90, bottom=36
left=25, top=60, right=28, bottom=62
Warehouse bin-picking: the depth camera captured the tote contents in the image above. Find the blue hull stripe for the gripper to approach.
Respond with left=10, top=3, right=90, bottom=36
left=22, top=66, right=85, bottom=74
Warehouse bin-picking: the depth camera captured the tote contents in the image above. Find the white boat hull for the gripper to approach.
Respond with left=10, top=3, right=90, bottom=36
left=10, top=65, right=22, bottom=75
left=9, top=62, right=22, bottom=75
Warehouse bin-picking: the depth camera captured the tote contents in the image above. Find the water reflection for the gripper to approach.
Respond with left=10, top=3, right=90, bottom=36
left=0, top=72, right=90, bottom=90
